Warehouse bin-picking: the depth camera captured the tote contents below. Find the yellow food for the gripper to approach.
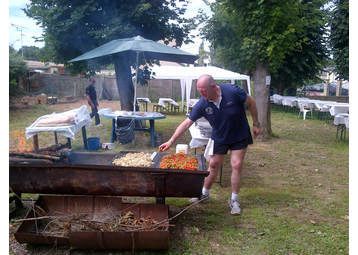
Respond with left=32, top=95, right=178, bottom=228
left=112, top=152, right=154, bottom=167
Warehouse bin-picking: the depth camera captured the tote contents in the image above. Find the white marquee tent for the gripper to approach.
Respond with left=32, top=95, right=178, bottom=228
left=150, top=66, right=251, bottom=114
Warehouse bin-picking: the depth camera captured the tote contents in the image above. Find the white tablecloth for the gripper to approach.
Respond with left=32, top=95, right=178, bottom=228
left=110, top=111, right=164, bottom=118
left=189, top=125, right=214, bottom=161
left=275, top=96, right=309, bottom=106
left=188, top=99, right=199, bottom=107
left=25, top=105, right=92, bottom=140
left=281, top=98, right=295, bottom=106
left=272, top=94, right=283, bottom=104
left=189, top=125, right=209, bottom=149
left=323, top=103, right=349, bottom=116
left=334, top=113, right=349, bottom=126
left=296, top=99, right=321, bottom=108
left=137, top=97, right=151, bottom=104
left=314, top=101, right=337, bottom=111
left=345, top=117, right=349, bottom=128
left=158, top=98, right=179, bottom=107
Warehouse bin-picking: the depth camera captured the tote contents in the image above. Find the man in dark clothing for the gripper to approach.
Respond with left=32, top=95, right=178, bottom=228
left=159, top=74, right=260, bottom=215
left=86, top=78, right=102, bottom=126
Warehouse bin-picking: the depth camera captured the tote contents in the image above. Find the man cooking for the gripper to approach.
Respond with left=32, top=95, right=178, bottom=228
left=159, top=74, right=260, bottom=215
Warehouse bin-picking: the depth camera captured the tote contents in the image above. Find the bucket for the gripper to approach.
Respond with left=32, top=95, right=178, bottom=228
left=154, top=134, right=163, bottom=147
left=176, top=144, right=188, bottom=154
left=87, top=137, right=100, bottom=150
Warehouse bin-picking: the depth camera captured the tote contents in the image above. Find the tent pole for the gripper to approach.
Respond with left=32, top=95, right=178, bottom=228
left=134, top=51, right=140, bottom=111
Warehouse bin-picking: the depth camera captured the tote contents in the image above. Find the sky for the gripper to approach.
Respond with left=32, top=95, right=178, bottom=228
left=8, top=0, right=213, bottom=55
left=8, top=0, right=45, bottom=50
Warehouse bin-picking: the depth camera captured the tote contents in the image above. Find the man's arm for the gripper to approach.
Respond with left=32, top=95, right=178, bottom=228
left=158, top=118, right=194, bottom=152
left=244, top=95, right=260, bottom=137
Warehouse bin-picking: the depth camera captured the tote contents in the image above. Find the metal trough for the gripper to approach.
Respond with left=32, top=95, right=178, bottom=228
left=10, top=151, right=208, bottom=250
left=15, top=195, right=170, bottom=250
left=9, top=151, right=209, bottom=203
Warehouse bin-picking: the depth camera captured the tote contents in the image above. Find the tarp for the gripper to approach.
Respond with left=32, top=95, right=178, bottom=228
left=151, top=66, right=251, bottom=114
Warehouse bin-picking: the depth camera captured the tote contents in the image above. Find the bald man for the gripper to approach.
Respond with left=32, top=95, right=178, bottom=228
left=159, top=74, right=260, bottom=215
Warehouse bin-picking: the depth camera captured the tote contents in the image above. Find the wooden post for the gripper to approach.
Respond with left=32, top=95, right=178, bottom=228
left=56, top=73, right=60, bottom=101
left=323, top=79, right=330, bottom=96
left=33, top=134, right=39, bottom=150
left=82, top=126, right=88, bottom=150
left=171, top=79, right=174, bottom=99
left=149, top=84, right=152, bottom=101
left=67, top=138, right=71, bottom=149
left=336, top=80, right=342, bottom=96
left=54, top=132, right=58, bottom=144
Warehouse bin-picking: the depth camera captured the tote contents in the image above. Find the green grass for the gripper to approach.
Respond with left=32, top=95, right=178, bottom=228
left=9, top=99, right=349, bottom=254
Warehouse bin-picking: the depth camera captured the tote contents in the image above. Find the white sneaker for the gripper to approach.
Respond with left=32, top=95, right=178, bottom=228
left=189, top=193, right=210, bottom=204
left=230, top=198, right=241, bottom=215
left=95, top=124, right=103, bottom=126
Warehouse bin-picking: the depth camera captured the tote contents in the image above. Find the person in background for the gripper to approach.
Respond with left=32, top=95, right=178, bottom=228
left=86, top=78, right=102, bottom=126
left=159, top=74, right=260, bottom=215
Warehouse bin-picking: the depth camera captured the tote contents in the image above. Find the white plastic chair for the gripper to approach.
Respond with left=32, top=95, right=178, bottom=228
left=298, top=103, right=312, bottom=120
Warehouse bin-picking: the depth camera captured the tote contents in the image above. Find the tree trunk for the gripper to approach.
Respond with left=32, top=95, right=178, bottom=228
left=253, top=59, right=272, bottom=140
left=113, top=55, right=134, bottom=111
left=242, top=70, right=252, bottom=94
left=323, top=79, right=330, bottom=96
left=336, top=80, right=342, bottom=96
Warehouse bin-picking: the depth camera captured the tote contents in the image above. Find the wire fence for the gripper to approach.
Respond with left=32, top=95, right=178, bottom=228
left=20, top=73, right=201, bottom=102
left=22, top=74, right=90, bottom=99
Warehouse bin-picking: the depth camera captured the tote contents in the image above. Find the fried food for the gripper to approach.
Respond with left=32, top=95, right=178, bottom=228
left=112, top=152, right=154, bottom=167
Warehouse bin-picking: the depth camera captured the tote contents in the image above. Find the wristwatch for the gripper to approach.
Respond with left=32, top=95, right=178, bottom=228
left=253, top=122, right=260, bottom=127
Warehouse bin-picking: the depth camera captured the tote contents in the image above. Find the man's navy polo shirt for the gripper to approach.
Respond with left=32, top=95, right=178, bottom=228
left=189, top=84, right=249, bottom=144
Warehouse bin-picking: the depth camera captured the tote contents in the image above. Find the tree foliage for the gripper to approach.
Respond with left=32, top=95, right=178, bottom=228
left=271, top=0, right=329, bottom=94
left=23, top=0, right=193, bottom=110
left=205, top=0, right=307, bottom=73
left=204, top=0, right=328, bottom=79
left=9, top=46, right=29, bottom=100
left=201, top=0, right=329, bottom=139
left=20, top=46, right=48, bottom=61
left=329, top=0, right=349, bottom=80
left=197, top=41, right=209, bottom=66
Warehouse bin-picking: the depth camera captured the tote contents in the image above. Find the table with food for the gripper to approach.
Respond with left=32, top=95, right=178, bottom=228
left=101, top=110, right=166, bottom=148
left=25, top=105, right=92, bottom=150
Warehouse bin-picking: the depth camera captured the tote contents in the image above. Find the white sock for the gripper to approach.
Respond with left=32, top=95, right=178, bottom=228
left=231, top=193, right=239, bottom=200
left=202, top=188, right=210, bottom=196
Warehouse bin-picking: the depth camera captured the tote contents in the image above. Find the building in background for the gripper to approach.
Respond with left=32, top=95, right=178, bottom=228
left=26, top=61, right=65, bottom=75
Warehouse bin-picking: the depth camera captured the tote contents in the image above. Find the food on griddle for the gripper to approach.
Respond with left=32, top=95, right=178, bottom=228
left=35, top=113, right=77, bottom=127
left=159, top=154, right=199, bottom=170
left=112, top=152, right=154, bottom=167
